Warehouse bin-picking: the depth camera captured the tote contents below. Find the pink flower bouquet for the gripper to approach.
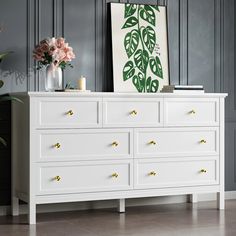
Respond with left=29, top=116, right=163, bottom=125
left=33, top=37, right=75, bottom=70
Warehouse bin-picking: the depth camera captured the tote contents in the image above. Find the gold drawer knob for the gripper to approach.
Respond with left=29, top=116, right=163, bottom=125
left=54, top=143, right=61, bottom=149
left=200, top=139, right=207, bottom=144
left=54, top=175, right=61, bottom=181
left=112, top=173, right=119, bottom=178
left=200, top=169, right=207, bottom=173
left=189, top=110, right=196, bottom=114
left=112, top=141, right=119, bottom=147
left=130, top=110, right=138, bottom=116
left=67, top=110, right=74, bottom=116
left=149, top=140, right=157, bottom=145
left=149, top=171, right=157, bottom=176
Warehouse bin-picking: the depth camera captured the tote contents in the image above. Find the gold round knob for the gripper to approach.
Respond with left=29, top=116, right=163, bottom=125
left=54, top=143, right=61, bottom=149
left=130, top=110, right=138, bottom=115
left=149, top=171, right=157, bottom=176
left=112, top=173, right=119, bottom=178
left=149, top=140, right=157, bottom=145
left=112, top=141, right=119, bottom=147
left=200, top=169, right=207, bottom=173
left=189, top=110, right=196, bottom=114
left=200, top=139, right=207, bottom=144
left=67, top=110, right=74, bottom=116
left=54, top=175, right=61, bottom=181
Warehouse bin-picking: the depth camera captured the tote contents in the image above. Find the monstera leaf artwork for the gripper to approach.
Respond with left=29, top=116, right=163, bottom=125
left=111, top=3, right=169, bottom=92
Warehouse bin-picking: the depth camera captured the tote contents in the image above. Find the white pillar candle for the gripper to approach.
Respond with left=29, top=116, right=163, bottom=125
left=78, top=76, right=86, bottom=90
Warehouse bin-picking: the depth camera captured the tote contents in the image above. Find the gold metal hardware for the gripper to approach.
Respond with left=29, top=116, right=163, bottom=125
left=149, top=171, right=157, bottom=176
left=200, top=169, right=207, bottom=173
left=54, top=143, right=61, bottom=149
left=149, top=140, right=157, bottom=145
left=67, top=110, right=74, bottom=116
left=130, top=110, right=138, bottom=116
left=112, top=141, right=119, bottom=147
left=54, top=176, right=61, bottom=181
left=200, top=139, right=207, bottom=144
left=112, top=173, right=119, bottom=178
left=189, top=110, right=196, bottom=114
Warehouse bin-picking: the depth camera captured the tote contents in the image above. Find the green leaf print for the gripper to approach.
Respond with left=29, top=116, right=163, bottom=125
left=150, top=5, right=160, bottom=12
left=142, top=26, right=156, bottom=54
left=132, top=72, right=145, bottom=92
left=125, top=4, right=137, bottom=18
left=122, top=16, right=138, bottom=29
left=121, top=3, right=163, bottom=93
left=124, top=29, right=140, bottom=58
left=134, top=49, right=149, bottom=73
left=123, top=61, right=135, bottom=81
left=149, top=56, right=163, bottom=79
left=140, top=5, right=156, bottom=26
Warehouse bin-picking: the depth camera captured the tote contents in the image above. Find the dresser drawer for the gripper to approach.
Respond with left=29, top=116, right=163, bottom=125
left=34, top=129, right=133, bottom=161
left=164, top=98, right=219, bottom=126
left=134, top=127, right=219, bottom=158
left=31, top=97, right=102, bottom=128
left=134, top=158, right=218, bottom=189
left=36, top=160, right=133, bottom=195
left=103, top=98, right=163, bottom=127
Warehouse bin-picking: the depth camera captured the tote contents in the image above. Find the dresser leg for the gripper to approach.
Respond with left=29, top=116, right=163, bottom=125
left=11, top=197, right=19, bottom=216
left=28, top=202, right=36, bottom=224
left=189, top=194, right=198, bottom=203
left=217, top=192, right=225, bottom=210
left=118, top=199, right=125, bottom=213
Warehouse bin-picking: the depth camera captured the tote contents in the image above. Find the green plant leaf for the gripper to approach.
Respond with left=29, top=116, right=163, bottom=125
left=134, top=49, right=149, bottom=73
left=125, top=4, right=137, bottom=18
left=150, top=5, right=160, bottom=12
left=0, top=137, right=7, bottom=147
left=132, top=72, right=145, bottom=92
left=124, top=29, right=139, bottom=58
left=146, top=76, right=152, bottom=92
left=123, top=61, right=135, bottom=81
left=0, top=51, right=13, bottom=63
left=142, top=26, right=156, bottom=54
left=150, top=79, right=159, bottom=93
left=146, top=77, right=159, bottom=93
left=149, top=56, right=163, bottom=79
left=140, top=5, right=156, bottom=27
left=0, top=95, right=23, bottom=103
left=0, top=80, right=4, bottom=88
left=122, top=16, right=138, bottom=29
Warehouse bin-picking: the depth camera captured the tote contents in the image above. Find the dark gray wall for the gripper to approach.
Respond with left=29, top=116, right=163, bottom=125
left=0, top=0, right=234, bottom=205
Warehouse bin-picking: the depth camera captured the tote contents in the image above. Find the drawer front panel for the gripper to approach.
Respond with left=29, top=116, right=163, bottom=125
left=164, top=98, right=219, bottom=126
left=32, top=98, right=102, bottom=128
left=35, top=129, right=133, bottom=161
left=37, top=160, right=133, bottom=195
left=134, top=159, right=218, bottom=189
left=135, top=128, right=219, bottom=157
left=103, top=98, right=163, bottom=127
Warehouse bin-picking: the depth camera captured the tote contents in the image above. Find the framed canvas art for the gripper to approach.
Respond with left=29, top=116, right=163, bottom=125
left=110, top=3, right=169, bottom=93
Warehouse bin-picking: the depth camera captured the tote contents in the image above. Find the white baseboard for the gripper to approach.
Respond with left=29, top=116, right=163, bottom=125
left=1, top=191, right=235, bottom=216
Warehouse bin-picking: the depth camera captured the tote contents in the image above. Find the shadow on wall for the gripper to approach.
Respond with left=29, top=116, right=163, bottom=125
left=0, top=47, right=35, bottom=93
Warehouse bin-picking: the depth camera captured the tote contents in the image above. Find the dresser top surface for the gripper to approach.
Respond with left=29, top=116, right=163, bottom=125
left=12, top=92, right=228, bottom=98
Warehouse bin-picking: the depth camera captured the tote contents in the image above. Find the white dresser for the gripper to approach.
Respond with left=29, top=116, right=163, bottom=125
left=11, top=92, right=227, bottom=224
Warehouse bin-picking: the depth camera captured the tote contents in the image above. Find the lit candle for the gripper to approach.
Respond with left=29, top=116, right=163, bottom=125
left=78, top=76, right=86, bottom=90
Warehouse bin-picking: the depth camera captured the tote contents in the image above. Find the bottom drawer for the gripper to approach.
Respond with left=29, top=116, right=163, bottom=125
left=37, top=160, right=133, bottom=195
left=134, top=158, right=218, bottom=189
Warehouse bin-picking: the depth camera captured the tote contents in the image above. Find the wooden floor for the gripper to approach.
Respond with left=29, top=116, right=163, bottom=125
left=0, top=200, right=236, bottom=236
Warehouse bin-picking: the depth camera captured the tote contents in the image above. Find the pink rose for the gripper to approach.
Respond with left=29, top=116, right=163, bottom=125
left=56, top=37, right=65, bottom=48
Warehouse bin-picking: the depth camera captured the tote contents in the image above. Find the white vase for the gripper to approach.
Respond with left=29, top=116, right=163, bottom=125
left=45, top=63, right=62, bottom=91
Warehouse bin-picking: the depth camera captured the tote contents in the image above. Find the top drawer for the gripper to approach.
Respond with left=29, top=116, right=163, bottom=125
left=31, top=97, right=102, bottom=128
left=103, top=98, right=163, bottom=127
left=164, top=98, right=219, bottom=127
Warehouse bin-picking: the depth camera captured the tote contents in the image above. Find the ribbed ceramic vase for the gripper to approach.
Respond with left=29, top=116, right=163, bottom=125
left=45, top=63, right=62, bottom=91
